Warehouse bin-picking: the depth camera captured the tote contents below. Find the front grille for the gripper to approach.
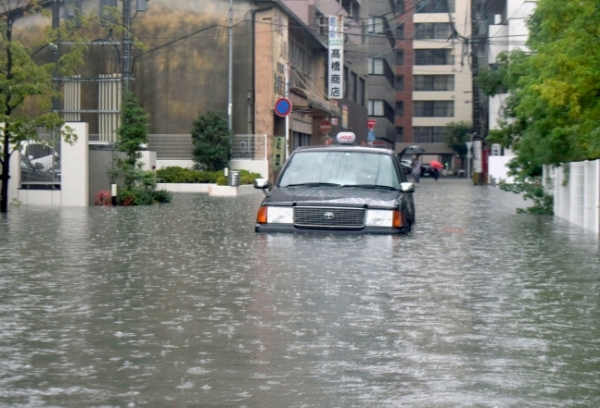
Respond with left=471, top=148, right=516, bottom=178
left=294, top=206, right=365, bottom=229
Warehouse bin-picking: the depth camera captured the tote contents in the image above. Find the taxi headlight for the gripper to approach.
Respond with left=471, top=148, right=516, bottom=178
left=267, top=206, right=294, bottom=224
left=365, top=209, right=394, bottom=227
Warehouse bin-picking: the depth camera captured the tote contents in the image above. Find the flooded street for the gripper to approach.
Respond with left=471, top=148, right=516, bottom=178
left=1, top=178, right=599, bottom=407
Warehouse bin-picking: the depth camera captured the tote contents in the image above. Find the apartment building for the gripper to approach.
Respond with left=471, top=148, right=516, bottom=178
left=395, top=0, right=472, bottom=164
left=283, top=0, right=370, bottom=146
left=364, top=0, right=397, bottom=148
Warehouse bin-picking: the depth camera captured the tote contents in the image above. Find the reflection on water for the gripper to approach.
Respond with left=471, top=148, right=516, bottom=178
left=1, top=180, right=599, bottom=407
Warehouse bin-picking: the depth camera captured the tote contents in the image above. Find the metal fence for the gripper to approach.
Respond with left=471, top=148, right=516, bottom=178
left=147, top=134, right=194, bottom=160
left=231, top=134, right=267, bottom=160
left=146, top=134, right=267, bottom=161
left=20, top=128, right=61, bottom=188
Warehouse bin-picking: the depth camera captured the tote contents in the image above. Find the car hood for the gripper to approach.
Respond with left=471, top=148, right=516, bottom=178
left=266, top=186, right=400, bottom=209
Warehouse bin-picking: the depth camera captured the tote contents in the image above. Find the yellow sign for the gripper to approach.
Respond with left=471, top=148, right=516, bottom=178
left=273, top=136, right=285, bottom=169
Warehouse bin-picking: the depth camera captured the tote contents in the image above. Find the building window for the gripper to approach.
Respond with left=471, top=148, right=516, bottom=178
left=368, top=58, right=385, bottom=75
left=367, top=100, right=394, bottom=122
left=368, top=17, right=386, bottom=34
left=414, top=49, right=454, bottom=65
left=351, top=72, right=358, bottom=101
left=293, top=131, right=311, bottom=150
left=368, top=100, right=385, bottom=116
left=395, top=0, right=405, bottom=13
left=415, top=0, right=455, bottom=13
left=396, top=24, right=404, bottom=40
left=414, top=101, right=454, bottom=117
left=395, top=102, right=404, bottom=117
left=290, top=41, right=312, bottom=78
left=359, top=78, right=366, bottom=106
left=413, top=127, right=447, bottom=143
left=396, top=127, right=404, bottom=142
left=396, top=50, right=404, bottom=66
left=395, top=76, right=404, bottom=91
left=341, top=0, right=360, bottom=21
left=414, top=75, right=454, bottom=91
left=414, top=23, right=452, bottom=40
left=65, top=0, right=82, bottom=18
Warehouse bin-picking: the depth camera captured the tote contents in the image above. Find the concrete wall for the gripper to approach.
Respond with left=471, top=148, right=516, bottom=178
left=156, top=160, right=195, bottom=169
left=549, top=160, right=600, bottom=234
left=8, top=149, right=20, bottom=204
left=230, top=159, right=268, bottom=178
left=488, top=156, right=515, bottom=185
left=61, top=123, right=89, bottom=206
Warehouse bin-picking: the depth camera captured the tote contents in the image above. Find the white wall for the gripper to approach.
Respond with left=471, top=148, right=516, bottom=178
left=488, top=156, right=515, bottom=184
left=551, top=160, right=600, bottom=234
left=229, top=159, right=269, bottom=178
left=61, top=122, right=89, bottom=207
left=8, top=149, right=20, bottom=203
left=139, top=150, right=157, bottom=171
left=156, top=159, right=195, bottom=169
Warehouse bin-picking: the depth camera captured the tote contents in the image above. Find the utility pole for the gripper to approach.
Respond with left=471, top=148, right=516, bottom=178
left=227, top=0, right=233, bottom=130
left=51, top=0, right=60, bottom=112
left=122, top=0, right=132, bottom=94
left=471, top=0, right=483, bottom=185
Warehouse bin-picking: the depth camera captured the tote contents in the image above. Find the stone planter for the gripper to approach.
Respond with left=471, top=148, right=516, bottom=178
left=156, top=183, right=262, bottom=197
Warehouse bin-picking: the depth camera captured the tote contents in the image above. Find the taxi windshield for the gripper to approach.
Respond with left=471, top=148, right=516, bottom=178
left=278, top=151, right=399, bottom=188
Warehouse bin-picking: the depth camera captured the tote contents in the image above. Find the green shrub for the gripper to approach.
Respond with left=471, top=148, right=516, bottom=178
left=152, top=189, right=173, bottom=203
left=116, top=188, right=172, bottom=206
left=155, top=167, right=260, bottom=186
left=237, top=169, right=261, bottom=185
left=156, top=167, right=223, bottom=184
left=216, top=175, right=228, bottom=186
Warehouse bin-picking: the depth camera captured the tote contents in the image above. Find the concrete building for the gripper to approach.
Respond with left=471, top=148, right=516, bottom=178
left=485, top=0, right=536, bottom=184
left=395, top=0, right=473, bottom=167
left=282, top=0, right=370, bottom=146
left=364, top=0, right=397, bottom=148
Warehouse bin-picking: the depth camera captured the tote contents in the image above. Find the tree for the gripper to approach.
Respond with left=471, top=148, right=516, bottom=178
left=444, top=121, right=471, bottom=158
left=110, top=91, right=171, bottom=205
left=191, top=111, right=233, bottom=171
left=474, top=0, right=599, bottom=214
left=115, top=91, right=148, bottom=189
left=478, top=0, right=600, bottom=177
left=0, top=1, right=91, bottom=213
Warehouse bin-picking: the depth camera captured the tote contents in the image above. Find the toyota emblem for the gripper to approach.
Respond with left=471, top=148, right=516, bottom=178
left=323, top=212, right=335, bottom=220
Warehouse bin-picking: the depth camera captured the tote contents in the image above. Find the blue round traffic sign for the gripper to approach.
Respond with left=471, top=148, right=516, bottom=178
left=274, top=97, right=292, bottom=117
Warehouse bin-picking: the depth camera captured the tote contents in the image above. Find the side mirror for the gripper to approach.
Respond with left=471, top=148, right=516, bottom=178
left=400, top=182, right=415, bottom=193
left=254, top=178, right=270, bottom=196
left=254, top=178, right=270, bottom=189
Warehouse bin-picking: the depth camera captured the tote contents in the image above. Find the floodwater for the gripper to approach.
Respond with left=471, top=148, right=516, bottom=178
left=1, top=178, right=599, bottom=407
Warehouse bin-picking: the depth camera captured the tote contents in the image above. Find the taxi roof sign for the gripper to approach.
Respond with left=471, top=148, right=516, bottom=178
left=336, top=132, right=356, bottom=144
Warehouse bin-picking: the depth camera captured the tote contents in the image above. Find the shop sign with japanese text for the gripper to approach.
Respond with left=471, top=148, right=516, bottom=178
left=327, top=15, right=344, bottom=99
left=273, top=11, right=288, bottom=99
left=273, top=136, right=285, bottom=169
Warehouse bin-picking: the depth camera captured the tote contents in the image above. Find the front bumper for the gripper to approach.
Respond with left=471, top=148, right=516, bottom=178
left=255, top=224, right=409, bottom=235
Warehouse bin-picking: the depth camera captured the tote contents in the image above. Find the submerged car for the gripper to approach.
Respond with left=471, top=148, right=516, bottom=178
left=254, top=143, right=415, bottom=234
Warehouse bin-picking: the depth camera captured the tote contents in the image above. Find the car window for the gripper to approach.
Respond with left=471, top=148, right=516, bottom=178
left=279, top=151, right=400, bottom=188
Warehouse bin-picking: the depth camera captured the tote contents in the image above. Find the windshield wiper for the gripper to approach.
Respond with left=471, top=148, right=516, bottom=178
left=338, top=184, right=397, bottom=191
left=282, top=182, right=342, bottom=188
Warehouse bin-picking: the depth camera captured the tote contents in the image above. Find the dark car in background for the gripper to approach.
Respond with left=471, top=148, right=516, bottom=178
left=254, top=144, right=416, bottom=234
left=420, top=163, right=433, bottom=177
